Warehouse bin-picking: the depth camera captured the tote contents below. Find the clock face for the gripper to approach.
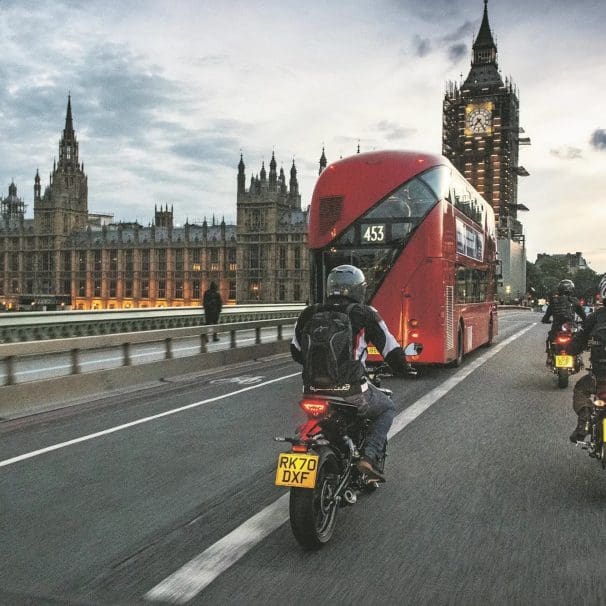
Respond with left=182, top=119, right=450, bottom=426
left=465, top=104, right=492, bottom=135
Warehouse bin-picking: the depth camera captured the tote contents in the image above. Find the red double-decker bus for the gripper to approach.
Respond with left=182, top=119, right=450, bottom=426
left=307, top=150, right=498, bottom=366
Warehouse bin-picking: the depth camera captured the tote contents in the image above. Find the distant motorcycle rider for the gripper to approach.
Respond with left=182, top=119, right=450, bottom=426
left=541, top=279, right=586, bottom=355
left=290, top=265, right=411, bottom=482
left=566, top=276, right=606, bottom=442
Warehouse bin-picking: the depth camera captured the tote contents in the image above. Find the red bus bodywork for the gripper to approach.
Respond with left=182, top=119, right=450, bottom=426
left=308, top=150, right=498, bottom=366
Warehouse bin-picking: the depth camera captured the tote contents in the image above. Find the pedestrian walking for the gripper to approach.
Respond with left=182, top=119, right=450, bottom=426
left=203, top=282, right=223, bottom=342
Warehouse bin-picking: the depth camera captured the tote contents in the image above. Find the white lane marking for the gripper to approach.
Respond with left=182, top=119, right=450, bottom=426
left=0, top=372, right=301, bottom=469
left=147, top=495, right=290, bottom=604
left=145, top=323, right=536, bottom=603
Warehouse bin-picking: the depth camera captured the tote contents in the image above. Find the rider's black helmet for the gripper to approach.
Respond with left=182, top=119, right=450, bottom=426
left=557, top=279, right=575, bottom=295
left=326, top=265, right=367, bottom=303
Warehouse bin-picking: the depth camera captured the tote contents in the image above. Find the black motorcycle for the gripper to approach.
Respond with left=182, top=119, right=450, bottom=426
left=573, top=387, right=606, bottom=465
left=274, top=343, right=422, bottom=550
left=547, top=321, right=583, bottom=388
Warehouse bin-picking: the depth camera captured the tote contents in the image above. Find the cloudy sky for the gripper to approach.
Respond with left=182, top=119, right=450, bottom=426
left=1, top=0, right=605, bottom=270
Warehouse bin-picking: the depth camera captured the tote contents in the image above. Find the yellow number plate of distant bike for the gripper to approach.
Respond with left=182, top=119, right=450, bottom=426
left=555, top=355, right=574, bottom=368
left=274, top=453, right=319, bottom=489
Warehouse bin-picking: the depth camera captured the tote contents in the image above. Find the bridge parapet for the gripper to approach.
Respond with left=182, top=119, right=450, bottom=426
left=0, top=304, right=304, bottom=343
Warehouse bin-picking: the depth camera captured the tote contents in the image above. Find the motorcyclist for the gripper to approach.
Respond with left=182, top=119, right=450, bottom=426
left=290, top=265, right=411, bottom=482
left=541, top=279, right=586, bottom=358
left=566, top=276, right=606, bottom=442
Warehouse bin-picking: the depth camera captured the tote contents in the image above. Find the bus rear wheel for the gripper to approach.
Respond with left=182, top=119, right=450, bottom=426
left=451, top=325, right=464, bottom=367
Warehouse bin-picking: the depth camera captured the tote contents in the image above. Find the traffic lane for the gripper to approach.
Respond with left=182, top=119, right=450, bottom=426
left=1, top=314, right=536, bottom=604
left=0, top=357, right=300, bottom=461
left=80, top=317, right=538, bottom=604
left=0, top=363, right=309, bottom=597
left=193, top=322, right=597, bottom=605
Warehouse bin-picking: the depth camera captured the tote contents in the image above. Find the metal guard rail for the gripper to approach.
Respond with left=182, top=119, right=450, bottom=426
left=0, top=317, right=295, bottom=386
left=0, top=304, right=305, bottom=343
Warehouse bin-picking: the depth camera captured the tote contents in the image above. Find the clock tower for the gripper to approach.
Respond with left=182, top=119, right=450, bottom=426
left=442, top=0, right=529, bottom=302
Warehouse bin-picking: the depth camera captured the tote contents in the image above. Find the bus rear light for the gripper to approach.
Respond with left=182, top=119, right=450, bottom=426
left=300, top=399, right=329, bottom=417
left=409, top=319, right=419, bottom=327
left=410, top=331, right=420, bottom=339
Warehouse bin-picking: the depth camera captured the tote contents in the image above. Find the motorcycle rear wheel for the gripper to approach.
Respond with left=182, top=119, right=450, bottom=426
left=289, top=449, right=339, bottom=550
left=557, top=369, right=569, bottom=389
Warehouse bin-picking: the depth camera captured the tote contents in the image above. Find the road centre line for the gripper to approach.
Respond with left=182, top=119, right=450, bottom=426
left=0, top=372, right=301, bottom=469
left=145, top=323, right=537, bottom=604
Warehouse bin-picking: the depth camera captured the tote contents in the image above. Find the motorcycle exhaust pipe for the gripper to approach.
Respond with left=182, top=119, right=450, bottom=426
left=343, top=489, right=357, bottom=505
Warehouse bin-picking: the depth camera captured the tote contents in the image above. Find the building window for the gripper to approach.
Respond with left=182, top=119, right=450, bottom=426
left=63, top=279, right=71, bottom=294
left=125, top=280, right=133, bottom=298
left=294, top=247, right=301, bottom=270
left=63, top=251, right=71, bottom=271
left=142, top=250, right=150, bottom=272
left=279, top=282, right=286, bottom=301
left=192, top=248, right=201, bottom=264
left=294, top=284, right=301, bottom=301
left=175, top=249, right=184, bottom=271
left=109, top=279, right=117, bottom=298
left=78, top=251, right=86, bottom=271
left=192, top=279, right=200, bottom=299
left=94, top=250, right=102, bottom=271
left=157, top=249, right=167, bottom=271
left=228, top=280, right=236, bottom=300
left=279, top=246, right=287, bottom=270
left=158, top=280, right=166, bottom=298
left=125, top=250, right=133, bottom=272
left=249, top=246, right=260, bottom=269
left=110, top=250, right=118, bottom=272
left=141, top=279, right=149, bottom=298
left=94, top=279, right=101, bottom=297
left=78, top=280, right=86, bottom=297
left=249, top=281, right=260, bottom=300
left=175, top=280, right=183, bottom=299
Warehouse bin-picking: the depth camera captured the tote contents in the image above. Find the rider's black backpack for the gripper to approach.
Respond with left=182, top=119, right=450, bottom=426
left=551, top=294, right=575, bottom=321
left=301, top=303, right=357, bottom=388
left=589, top=312, right=606, bottom=378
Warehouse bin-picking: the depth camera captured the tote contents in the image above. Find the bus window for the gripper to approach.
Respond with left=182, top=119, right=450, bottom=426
left=418, top=165, right=451, bottom=201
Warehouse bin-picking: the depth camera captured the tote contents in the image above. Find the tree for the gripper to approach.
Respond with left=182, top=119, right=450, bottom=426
left=573, top=268, right=599, bottom=303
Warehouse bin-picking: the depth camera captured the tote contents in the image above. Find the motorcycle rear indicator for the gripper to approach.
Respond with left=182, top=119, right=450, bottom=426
left=556, top=336, right=571, bottom=344
left=300, top=399, right=329, bottom=416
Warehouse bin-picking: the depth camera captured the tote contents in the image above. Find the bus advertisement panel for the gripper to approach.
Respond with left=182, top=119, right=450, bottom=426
left=307, top=150, right=498, bottom=367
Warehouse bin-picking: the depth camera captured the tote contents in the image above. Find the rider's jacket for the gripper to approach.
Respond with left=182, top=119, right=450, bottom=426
left=568, top=307, right=606, bottom=379
left=541, top=294, right=586, bottom=327
left=290, top=296, right=408, bottom=394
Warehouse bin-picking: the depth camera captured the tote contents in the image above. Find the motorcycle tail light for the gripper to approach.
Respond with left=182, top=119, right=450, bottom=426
left=292, top=444, right=308, bottom=453
left=556, top=336, right=571, bottom=344
left=594, top=399, right=606, bottom=408
left=300, top=398, right=329, bottom=417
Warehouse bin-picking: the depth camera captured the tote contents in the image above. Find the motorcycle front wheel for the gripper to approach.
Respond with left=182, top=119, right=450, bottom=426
left=557, top=369, right=569, bottom=388
left=289, top=448, right=339, bottom=550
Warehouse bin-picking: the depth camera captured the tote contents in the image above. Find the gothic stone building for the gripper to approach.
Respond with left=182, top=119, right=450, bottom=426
left=0, top=97, right=309, bottom=310
left=442, top=0, right=529, bottom=302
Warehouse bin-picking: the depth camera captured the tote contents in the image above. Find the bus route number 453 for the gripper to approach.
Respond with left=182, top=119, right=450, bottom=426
left=362, top=225, right=385, bottom=243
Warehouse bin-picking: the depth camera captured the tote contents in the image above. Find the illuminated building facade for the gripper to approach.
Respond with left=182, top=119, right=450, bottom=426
left=0, top=98, right=309, bottom=310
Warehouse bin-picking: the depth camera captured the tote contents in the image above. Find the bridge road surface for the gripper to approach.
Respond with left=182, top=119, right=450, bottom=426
left=1, top=309, right=603, bottom=605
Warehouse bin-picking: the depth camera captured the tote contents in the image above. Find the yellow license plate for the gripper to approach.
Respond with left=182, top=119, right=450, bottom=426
left=555, top=355, right=574, bottom=368
left=274, top=453, right=319, bottom=488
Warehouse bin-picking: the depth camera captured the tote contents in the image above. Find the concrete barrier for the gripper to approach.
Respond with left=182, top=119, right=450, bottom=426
left=0, top=340, right=291, bottom=420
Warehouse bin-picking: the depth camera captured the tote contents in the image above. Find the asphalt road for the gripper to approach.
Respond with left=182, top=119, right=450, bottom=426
left=1, top=310, right=602, bottom=605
